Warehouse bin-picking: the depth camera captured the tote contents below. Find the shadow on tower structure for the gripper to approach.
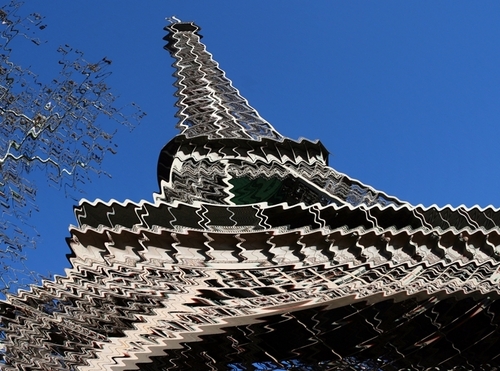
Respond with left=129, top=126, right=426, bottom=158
left=2, top=20, right=500, bottom=371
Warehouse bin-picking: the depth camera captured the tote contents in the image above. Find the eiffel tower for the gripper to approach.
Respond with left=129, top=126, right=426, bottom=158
left=2, top=20, right=500, bottom=371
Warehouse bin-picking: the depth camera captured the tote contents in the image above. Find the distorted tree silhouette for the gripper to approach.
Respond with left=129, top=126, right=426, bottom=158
left=0, top=1, right=144, bottom=297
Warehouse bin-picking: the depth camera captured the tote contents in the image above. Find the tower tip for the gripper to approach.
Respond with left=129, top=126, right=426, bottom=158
left=165, top=16, right=181, bottom=24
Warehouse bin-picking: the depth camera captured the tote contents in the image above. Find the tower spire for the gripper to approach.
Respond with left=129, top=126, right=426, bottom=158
left=164, top=21, right=283, bottom=141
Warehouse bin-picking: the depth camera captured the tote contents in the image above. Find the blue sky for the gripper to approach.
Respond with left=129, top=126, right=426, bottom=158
left=9, top=1, right=500, bottom=282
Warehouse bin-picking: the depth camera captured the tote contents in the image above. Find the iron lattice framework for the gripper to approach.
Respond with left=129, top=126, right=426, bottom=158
left=1, top=21, right=500, bottom=370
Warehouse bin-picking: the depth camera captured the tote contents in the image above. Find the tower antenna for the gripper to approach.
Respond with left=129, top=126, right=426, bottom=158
left=166, top=15, right=181, bottom=24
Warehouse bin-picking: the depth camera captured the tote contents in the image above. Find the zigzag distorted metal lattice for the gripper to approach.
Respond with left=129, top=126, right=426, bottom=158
left=1, top=19, right=500, bottom=371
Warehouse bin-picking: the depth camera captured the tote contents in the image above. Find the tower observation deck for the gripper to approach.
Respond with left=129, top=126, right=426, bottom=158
left=2, top=21, right=500, bottom=370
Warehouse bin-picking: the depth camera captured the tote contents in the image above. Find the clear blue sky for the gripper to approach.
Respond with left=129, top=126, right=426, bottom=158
left=10, top=1, right=500, bottom=283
